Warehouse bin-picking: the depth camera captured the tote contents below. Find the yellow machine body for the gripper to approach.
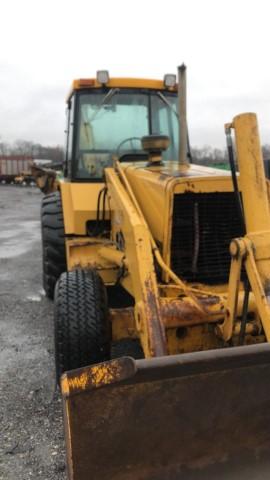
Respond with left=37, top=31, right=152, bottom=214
left=67, top=77, right=177, bottom=101
left=59, top=112, right=270, bottom=479
left=61, top=182, right=108, bottom=235
left=43, top=73, right=270, bottom=480
left=61, top=158, right=262, bottom=358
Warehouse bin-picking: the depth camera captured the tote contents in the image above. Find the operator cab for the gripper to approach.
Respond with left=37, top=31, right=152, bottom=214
left=65, top=72, right=180, bottom=182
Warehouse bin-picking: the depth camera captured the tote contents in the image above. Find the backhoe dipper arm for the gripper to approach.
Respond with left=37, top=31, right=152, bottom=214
left=219, top=113, right=270, bottom=341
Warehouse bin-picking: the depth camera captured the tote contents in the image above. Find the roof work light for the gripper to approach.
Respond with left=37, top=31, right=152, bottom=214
left=163, top=74, right=177, bottom=88
left=96, top=70, right=110, bottom=85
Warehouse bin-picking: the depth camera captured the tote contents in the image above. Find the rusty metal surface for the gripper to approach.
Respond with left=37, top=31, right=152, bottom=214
left=144, top=276, right=167, bottom=357
left=110, top=307, right=136, bottom=340
left=61, top=357, right=136, bottom=396
left=160, top=296, right=223, bottom=328
left=62, top=343, right=270, bottom=480
left=31, top=165, right=58, bottom=194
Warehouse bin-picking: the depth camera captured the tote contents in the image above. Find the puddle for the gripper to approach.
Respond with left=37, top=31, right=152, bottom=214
left=0, top=220, right=40, bottom=259
left=0, top=230, right=17, bottom=240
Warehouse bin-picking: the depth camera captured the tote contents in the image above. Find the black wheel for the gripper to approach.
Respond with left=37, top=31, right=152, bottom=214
left=54, top=269, right=111, bottom=382
left=41, top=191, right=66, bottom=299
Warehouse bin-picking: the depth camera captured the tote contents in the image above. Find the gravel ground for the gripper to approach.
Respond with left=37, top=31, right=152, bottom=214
left=0, top=186, right=66, bottom=480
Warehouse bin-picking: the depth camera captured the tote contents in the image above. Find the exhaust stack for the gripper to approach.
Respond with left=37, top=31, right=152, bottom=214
left=178, top=64, right=189, bottom=168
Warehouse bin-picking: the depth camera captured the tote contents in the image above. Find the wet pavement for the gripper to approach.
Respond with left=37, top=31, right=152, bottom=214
left=0, top=186, right=66, bottom=480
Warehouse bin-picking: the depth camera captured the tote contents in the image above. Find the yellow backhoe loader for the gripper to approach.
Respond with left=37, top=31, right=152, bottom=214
left=41, top=66, right=270, bottom=479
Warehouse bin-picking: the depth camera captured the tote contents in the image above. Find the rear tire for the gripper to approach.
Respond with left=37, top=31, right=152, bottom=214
left=41, top=191, right=66, bottom=299
left=54, top=269, right=111, bottom=383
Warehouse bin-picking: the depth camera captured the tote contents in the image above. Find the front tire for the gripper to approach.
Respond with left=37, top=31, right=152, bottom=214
left=54, top=269, right=111, bottom=383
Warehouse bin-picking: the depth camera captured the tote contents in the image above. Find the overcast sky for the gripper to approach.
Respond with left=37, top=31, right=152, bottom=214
left=1, top=0, right=270, bottom=148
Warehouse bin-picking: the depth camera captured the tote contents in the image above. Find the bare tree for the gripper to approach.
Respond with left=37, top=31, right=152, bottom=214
left=0, top=141, right=9, bottom=155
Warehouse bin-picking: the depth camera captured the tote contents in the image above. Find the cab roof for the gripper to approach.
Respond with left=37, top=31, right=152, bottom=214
left=66, top=77, right=177, bottom=102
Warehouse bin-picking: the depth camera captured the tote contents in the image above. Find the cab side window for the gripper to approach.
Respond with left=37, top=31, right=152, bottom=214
left=65, top=97, right=74, bottom=177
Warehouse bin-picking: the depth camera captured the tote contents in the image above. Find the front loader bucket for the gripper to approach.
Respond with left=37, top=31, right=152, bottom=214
left=61, top=343, right=270, bottom=480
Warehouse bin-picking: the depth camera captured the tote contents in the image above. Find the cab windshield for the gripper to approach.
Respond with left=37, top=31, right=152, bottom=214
left=75, top=88, right=179, bottom=179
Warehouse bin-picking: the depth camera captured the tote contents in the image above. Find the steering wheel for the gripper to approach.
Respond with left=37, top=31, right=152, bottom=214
left=116, top=137, right=142, bottom=157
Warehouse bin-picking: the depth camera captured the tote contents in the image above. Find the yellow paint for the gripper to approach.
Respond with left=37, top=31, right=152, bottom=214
left=219, top=113, right=270, bottom=343
left=90, top=364, right=116, bottom=385
left=69, top=372, right=88, bottom=390
left=122, top=162, right=236, bottom=277
left=235, top=113, right=270, bottom=232
left=167, top=324, right=221, bottom=354
left=65, top=238, right=118, bottom=283
left=60, top=182, right=109, bottom=235
left=244, top=238, right=270, bottom=341
left=110, top=308, right=137, bottom=341
left=61, top=361, right=122, bottom=395
left=106, top=166, right=167, bottom=357
left=67, top=77, right=177, bottom=101
left=60, top=111, right=270, bottom=359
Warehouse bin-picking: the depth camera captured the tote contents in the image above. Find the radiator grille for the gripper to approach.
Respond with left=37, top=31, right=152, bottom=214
left=170, top=192, right=244, bottom=284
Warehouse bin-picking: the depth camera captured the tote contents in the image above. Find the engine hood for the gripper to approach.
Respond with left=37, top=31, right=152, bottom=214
left=121, top=161, right=235, bottom=246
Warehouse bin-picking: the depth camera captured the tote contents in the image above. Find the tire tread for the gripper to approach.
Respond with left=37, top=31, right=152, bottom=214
left=41, top=191, right=66, bottom=299
left=54, top=269, right=111, bottom=382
